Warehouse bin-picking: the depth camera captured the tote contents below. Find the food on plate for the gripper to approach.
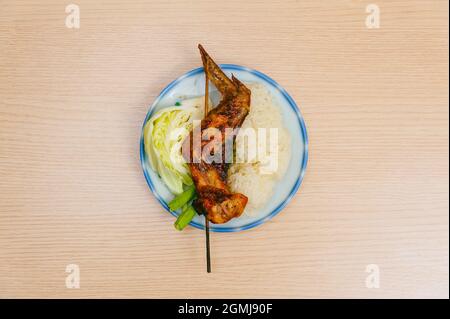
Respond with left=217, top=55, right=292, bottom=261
left=140, top=44, right=302, bottom=272
left=143, top=45, right=291, bottom=230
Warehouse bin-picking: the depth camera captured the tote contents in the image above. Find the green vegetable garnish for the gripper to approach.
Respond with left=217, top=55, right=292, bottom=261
left=142, top=97, right=208, bottom=231
left=174, top=205, right=197, bottom=231
left=143, top=97, right=204, bottom=195
left=168, top=185, right=196, bottom=211
left=169, top=186, right=198, bottom=231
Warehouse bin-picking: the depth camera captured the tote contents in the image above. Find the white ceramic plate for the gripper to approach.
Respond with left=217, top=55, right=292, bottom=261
left=140, top=64, right=308, bottom=232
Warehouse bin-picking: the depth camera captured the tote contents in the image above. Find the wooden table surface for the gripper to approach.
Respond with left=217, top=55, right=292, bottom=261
left=0, top=0, right=448, bottom=298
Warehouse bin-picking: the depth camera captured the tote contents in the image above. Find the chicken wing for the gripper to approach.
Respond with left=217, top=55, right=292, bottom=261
left=183, top=45, right=251, bottom=224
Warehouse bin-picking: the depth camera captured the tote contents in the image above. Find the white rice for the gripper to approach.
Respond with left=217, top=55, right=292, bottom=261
left=228, top=83, right=291, bottom=216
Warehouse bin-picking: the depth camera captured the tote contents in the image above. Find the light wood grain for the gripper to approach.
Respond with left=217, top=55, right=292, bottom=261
left=0, top=0, right=448, bottom=298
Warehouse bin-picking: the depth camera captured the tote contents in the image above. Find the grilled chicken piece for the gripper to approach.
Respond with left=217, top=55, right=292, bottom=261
left=182, top=45, right=251, bottom=224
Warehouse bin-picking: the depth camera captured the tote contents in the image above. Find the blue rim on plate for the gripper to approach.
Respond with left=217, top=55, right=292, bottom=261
left=140, top=64, right=308, bottom=232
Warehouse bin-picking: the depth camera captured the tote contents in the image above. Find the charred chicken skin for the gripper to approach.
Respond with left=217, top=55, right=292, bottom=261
left=182, top=45, right=251, bottom=224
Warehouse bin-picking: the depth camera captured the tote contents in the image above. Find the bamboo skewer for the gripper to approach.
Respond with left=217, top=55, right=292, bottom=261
left=205, top=217, right=211, bottom=273
left=204, top=72, right=211, bottom=273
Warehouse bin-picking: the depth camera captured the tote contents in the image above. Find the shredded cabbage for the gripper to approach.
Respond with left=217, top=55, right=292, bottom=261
left=144, top=97, right=205, bottom=194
